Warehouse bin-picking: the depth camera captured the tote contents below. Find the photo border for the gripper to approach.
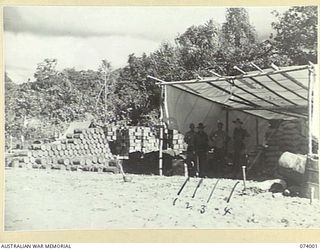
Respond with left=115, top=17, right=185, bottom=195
left=1, top=0, right=319, bottom=243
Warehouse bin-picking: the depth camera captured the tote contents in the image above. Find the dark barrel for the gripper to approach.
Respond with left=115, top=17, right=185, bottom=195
left=301, top=154, right=319, bottom=199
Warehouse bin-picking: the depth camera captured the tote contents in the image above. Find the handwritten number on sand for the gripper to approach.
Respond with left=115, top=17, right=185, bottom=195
left=199, top=205, right=206, bottom=214
left=223, top=206, right=232, bottom=216
left=185, top=202, right=193, bottom=209
left=173, top=198, right=178, bottom=206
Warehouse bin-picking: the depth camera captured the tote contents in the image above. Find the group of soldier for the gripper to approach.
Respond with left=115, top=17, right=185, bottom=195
left=184, top=118, right=249, bottom=178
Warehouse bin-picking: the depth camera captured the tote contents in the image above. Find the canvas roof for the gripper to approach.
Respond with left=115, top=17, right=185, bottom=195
left=157, top=64, right=316, bottom=121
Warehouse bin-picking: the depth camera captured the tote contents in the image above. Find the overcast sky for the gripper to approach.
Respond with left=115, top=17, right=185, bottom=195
left=4, top=6, right=290, bottom=84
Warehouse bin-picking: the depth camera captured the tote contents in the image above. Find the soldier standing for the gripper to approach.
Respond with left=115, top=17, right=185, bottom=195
left=184, top=123, right=197, bottom=177
left=232, top=118, right=250, bottom=178
left=210, top=121, right=227, bottom=162
left=195, top=123, right=209, bottom=177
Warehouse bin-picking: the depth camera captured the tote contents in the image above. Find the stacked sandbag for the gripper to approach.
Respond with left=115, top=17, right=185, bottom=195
left=5, top=150, right=34, bottom=168
left=8, top=127, right=117, bottom=173
left=7, top=125, right=188, bottom=175
left=262, top=119, right=308, bottom=176
left=261, top=127, right=283, bottom=176
left=276, top=119, right=308, bottom=154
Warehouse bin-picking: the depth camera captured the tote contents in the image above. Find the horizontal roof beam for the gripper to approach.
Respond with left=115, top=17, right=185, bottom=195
left=152, top=65, right=309, bottom=86
left=204, top=81, right=258, bottom=107
left=225, top=105, right=307, bottom=112
left=225, top=105, right=308, bottom=118
left=210, top=70, right=281, bottom=107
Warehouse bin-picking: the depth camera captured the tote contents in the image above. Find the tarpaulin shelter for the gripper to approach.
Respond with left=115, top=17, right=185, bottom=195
left=148, top=63, right=318, bottom=174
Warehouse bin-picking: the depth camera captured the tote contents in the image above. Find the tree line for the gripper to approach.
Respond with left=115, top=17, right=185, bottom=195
left=5, top=6, right=317, bottom=143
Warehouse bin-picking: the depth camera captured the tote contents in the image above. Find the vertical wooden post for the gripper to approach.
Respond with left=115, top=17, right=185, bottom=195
left=159, top=125, right=163, bottom=176
left=21, top=135, right=25, bottom=149
left=104, top=70, right=107, bottom=124
left=310, top=187, right=314, bottom=204
left=225, top=109, right=229, bottom=155
left=308, top=64, right=314, bottom=155
left=184, top=162, right=188, bottom=177
left=10, top=135, right=13, bottom=152
left=159, top=85, right=164, bottom=176
left=256, top=118, right=259, bottom=146
left=242, top=165, right=247, bottom=190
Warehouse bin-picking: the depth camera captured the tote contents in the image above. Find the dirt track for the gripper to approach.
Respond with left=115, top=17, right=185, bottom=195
left=5, top=168, right=320, bottom=231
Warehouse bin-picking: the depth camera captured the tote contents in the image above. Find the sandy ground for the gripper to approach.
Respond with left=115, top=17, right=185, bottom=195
left=4, top=168, right=320, bottom=231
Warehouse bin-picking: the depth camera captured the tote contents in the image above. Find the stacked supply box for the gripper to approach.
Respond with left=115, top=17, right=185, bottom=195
left=104, top=126, right=187, bottom=156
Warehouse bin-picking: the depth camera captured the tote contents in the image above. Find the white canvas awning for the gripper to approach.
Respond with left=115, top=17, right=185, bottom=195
left=150, top=64, right=318, bottom=152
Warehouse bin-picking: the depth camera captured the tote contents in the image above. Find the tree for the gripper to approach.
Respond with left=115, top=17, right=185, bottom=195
left=175, top=20, right=221, bottom=75
left=115, top=54, right=155, bottom=125
left=221, top=8, right=257, bottom=47
left=5, top=72, right=18, bottom=140
left=217, top=8, right=267, bottom=74
left=5, top=58, right=121, bottom=141
left=271, top=6, right=318, bottom=64
left=33, top=58, right=59, bottom=89
left=95, top=60, right=119, bottom=124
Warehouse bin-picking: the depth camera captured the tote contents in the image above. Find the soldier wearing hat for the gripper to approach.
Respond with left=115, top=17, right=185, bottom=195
left=195, top=123, right=209, bottom=177
left=210, top=121, right=228, bottom=166
left=232, top=118, right=250, bottom=178
left=184, top=123, right=197, bottom=177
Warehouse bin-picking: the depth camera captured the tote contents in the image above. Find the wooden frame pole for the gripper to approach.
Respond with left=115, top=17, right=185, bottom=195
left=10, top=135, right=13, bottom=152
left=225, top=109, right=229, bottom=155
left=256, top=118, right=259, bottom=146
left=159, top=85, right=164, bottom=176
left=308, top=64, right=315, bottom=155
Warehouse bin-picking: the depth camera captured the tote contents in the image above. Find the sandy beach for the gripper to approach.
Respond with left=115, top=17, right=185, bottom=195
left=5, top=168, right=320, bottom=231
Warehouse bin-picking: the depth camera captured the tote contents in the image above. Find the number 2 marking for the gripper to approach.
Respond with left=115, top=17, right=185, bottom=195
left=185, top=202, right=193, bottom=209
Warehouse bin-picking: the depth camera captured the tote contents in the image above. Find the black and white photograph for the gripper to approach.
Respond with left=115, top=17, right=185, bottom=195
left=3, top=5, right=319, bottom=232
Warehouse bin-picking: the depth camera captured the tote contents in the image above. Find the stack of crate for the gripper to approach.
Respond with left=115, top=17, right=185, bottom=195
left=128, top=126, right=159, bottom=154
left=108, top=126, right=160, bottom=155
left=166, top=129, right=187, bottom=154
left=104, top=126, right=118, bottom=141
left=105, top=125, right=187, bottom=156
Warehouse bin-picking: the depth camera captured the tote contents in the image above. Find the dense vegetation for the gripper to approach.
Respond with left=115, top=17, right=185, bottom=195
left=5, top=7, right=318, bottom=144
